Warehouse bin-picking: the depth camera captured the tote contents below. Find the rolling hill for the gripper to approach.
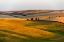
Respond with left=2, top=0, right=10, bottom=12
left=0, top=18, right=64, bottom=42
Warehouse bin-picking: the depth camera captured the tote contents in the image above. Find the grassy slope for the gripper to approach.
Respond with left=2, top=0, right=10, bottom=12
left=0, top=18, right=64, bottom=42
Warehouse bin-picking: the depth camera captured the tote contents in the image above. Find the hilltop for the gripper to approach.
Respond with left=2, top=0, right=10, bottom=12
left=0, top=10, right=64, bottom=15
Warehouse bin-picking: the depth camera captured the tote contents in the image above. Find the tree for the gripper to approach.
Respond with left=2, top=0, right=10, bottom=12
left=35, top=18, right=38, bottom=20
left=31, top=18, right=33, bottom=20
left=49, top=17, right=50, bottom=18
left=27, top=19, right=29, bottom=20
left=59, top=16, right=60, bottom=17
left=38, top=18, right=39, bottom=20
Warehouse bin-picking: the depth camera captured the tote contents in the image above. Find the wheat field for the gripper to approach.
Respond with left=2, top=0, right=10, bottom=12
left=0, top=18, right=64, bottom=42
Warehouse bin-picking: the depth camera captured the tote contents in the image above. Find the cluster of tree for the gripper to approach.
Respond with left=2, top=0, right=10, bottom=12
left=27, top=18, right=40, bottom=21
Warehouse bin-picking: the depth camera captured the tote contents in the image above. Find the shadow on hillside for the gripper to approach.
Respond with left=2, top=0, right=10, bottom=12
left=0, top=30, right=53, bottom=42
left=30, top=20, right=59, bottom=25
left=29, top=20, right=64, bottom=35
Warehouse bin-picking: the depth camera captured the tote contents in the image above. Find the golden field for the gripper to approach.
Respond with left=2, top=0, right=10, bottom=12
left=0, top=18, right=64, bottom=42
